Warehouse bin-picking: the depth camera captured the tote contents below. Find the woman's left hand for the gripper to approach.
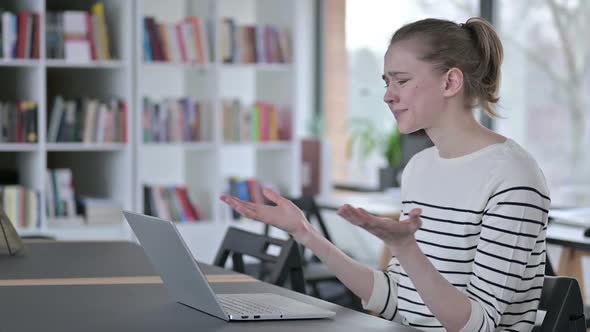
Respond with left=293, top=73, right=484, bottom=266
left=337, top=205, right=422, bottom=252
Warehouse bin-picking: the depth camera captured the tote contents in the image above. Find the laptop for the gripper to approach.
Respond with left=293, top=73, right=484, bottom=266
left=123, top=211, right=336, bottom=321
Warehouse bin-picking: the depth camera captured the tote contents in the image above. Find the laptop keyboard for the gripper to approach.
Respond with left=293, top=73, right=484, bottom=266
left=218, top=295, right=284, bottom=315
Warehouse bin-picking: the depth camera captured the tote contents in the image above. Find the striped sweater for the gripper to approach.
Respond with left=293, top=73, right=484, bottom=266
left=363, top=139, right=550, bottom=332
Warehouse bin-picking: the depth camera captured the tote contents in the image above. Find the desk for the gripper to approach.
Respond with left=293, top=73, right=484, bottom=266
left=0, top=241, right=417, bottom=332
left=546, top=222, right=590, bottom=300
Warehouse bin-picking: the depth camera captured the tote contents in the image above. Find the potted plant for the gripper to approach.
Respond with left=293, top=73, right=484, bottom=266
left=347, top=118, right=402, bottom=189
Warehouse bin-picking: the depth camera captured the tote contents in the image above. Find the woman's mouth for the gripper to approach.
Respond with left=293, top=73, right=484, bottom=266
left=393, top=109, right=407, bottom=118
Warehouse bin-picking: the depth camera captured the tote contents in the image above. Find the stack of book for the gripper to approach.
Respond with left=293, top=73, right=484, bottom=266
left=77, top=196, right=122, bottom=225
left=222, top=99, right=292, bottom=143
left=0, top=10, right=40, bottom=59
left=45, top=2, right=111, bottom=61
left=0, top=100, right=38, bottom=143
left=143, top=185, right=204, bottom=222
left=142, top=97, right=212, bottom=143
left=47, top=96, right=127, bottom=143
left=143, top=16, right=211, bottom=64
left=219, top=18, right=291, bottom=64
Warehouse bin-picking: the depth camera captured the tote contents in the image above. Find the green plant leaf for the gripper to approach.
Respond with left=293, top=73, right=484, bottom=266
left=346, top=117, right=402, bottom=167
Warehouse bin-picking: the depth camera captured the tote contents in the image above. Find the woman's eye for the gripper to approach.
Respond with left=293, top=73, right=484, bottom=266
left=398, top=80, right=408, bottom=85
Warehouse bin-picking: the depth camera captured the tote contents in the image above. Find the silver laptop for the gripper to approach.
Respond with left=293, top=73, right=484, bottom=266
left=123, top=211, right=336, bottom=321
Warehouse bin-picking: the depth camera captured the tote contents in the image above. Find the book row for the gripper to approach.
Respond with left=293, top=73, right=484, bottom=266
left=47, top=96, right=127, bottom=143
left=142, top=97, right=212, bottom=143
left=0, top=100, right=38, bottom=143
left=222, top=99, right=292, bottom=143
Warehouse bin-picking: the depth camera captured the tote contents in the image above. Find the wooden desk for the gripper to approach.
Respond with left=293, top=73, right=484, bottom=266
left=0, top=241, right=418, bottom=332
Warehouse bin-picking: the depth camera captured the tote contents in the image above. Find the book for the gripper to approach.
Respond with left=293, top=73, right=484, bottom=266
left=91, top=2, right=110, bottom=60
left=63, top=11, right=91, bottom=62
left=77, top=196, right=122, bottom=225
left=48, top=96, right=65, bottom=142
left=143, top=185, right=203, bottom=222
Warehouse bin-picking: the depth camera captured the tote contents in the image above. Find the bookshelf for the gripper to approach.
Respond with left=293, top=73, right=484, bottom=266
left=0, top=0, right=133, bottom=240
left=0, top=0, right=314, bottom=259
left=135, top=0, right=304, bottom=228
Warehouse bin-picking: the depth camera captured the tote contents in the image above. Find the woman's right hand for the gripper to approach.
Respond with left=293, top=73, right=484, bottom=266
left=220, top=188, right=311, bottom=242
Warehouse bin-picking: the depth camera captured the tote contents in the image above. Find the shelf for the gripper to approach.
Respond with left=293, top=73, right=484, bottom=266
left=142, top=61, right=212, bottom=70
left=255, top=142, right=294, bottom=150
left=0, top=59, right=40, bottom=67
left=46, top=143, right=128, bottom=152
left=220, top=63, right=292, bottom=71
left=142, top=142, right=216, bottom=151
left=0, top=143, right=39, bottom=152
left=16, top=228, right=47, bottom=237
left=223, top=142, right=293, bottom=150
left=45, top=60, right=125, bottom=69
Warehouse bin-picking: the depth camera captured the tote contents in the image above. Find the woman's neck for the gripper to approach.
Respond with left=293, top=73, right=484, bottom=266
left=425, top=110, right=506, bottom=159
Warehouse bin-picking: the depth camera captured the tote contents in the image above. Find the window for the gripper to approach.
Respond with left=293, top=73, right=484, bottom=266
left=329, top=0, right=479, bottom=188
left=496, top=0, right=590, bottom=205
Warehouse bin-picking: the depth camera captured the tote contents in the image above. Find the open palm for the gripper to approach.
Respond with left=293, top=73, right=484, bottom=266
left=337, top=204, right=422, bottom=251
left=220, top=188, right=310, bottom=239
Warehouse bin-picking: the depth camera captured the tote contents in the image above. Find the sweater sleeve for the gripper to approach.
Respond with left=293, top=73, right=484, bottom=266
left=363, top=162, right=416, bottom=322
left=362, top=259, right=401, bottom=321
left=460, top=179, right=550, bottom=332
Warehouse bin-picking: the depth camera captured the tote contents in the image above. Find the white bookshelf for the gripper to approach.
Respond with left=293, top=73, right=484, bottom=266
left=45, top=59, right=126, bottom=69
left=0, top=0, right=134, bottom=240
left=141, top=61, right=212, bottom=70
left=0, top=59, right=41, bottom=67
left=134, top=0, right=314, bottom=260
left=0, top=143, right=40, bottom=152
left=45, top=143, right=128, bottom=151
left=1, top=0, right=315, bottom=260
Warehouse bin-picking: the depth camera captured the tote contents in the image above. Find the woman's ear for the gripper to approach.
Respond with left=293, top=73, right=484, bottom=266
left=442, top=67, right=464, bottom=97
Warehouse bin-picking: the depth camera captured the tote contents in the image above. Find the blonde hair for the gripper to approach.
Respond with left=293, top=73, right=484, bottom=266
left=390, top=17, right=503, bottom=117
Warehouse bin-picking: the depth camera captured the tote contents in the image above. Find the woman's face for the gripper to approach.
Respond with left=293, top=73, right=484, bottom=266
left=382, top=40, right=446, bottom=134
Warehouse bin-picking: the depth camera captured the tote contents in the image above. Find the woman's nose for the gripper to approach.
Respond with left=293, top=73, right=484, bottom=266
left=384, top=88, right=399, bottom=104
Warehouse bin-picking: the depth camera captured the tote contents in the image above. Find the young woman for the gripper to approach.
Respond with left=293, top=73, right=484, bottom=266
left=221, top=17, right=549, bottom=332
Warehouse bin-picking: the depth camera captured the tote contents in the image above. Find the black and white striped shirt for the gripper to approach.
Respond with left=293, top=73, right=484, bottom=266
left=362, top=139, right=549, bottom=332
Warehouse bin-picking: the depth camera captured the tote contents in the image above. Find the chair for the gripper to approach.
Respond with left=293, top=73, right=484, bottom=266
left=264, top=196, right=333, bottom=243
left=213, top=226, right=306, bottom=293
left=533, top=276, right=586, bottom=332
left=545, top=255, right=590, bottom=328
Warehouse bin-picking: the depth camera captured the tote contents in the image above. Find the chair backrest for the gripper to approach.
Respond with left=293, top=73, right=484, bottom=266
left=213, top=227, right=306, bottom=293
left=282, top=196, right=333, bottom=243
left=535, top=276, right=586, bottom=332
